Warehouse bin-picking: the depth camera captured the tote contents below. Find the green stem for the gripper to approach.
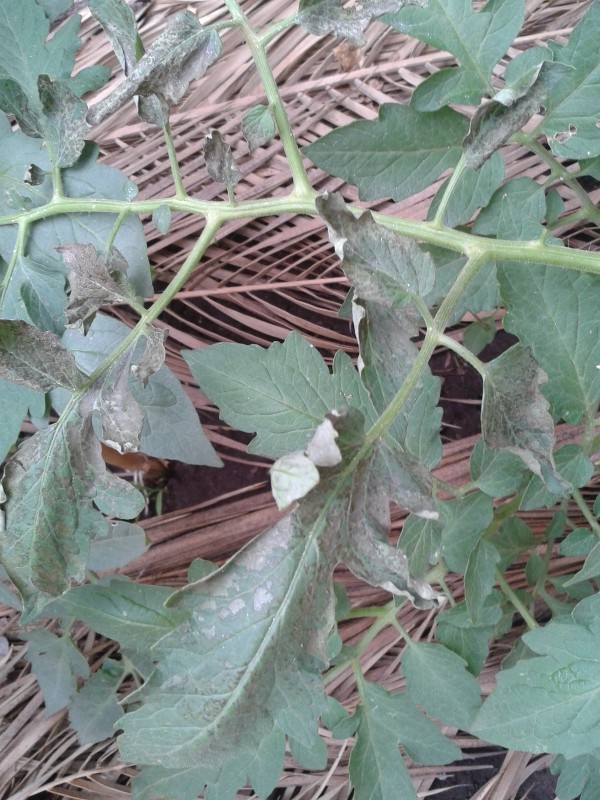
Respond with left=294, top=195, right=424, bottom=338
left=163, top=121, right=187, bottom=200
left=106, top=209, right=130, bottom=251
left=223, top=0, right=313, bottom=198
left=431, top=154, right=468, bottom=229
left=436, top=332, right=489, bottom=378
left=495, top=570, right=537, bottom=630
left=47, top=143, right=64, bottom=200
left=572, top=487, right=600, bottom=539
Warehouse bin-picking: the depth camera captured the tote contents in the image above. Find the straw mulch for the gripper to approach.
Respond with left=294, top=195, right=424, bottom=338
left=1, top=1, right=598, bottom=798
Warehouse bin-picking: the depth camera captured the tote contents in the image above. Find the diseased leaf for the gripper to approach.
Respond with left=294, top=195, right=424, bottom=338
left=88, top=0, right=143, bottom=75
left=242, top=104, right=276, bottom=151
left=62, top=315, right=221, bottom=466
left=185, top=331, right=342, bottom=459
left=0, top=390, right=145, bottom=617
left=298, top=0, right=425, bottom=45
left=0, top=319, right=85, bottom=391
left=59, top=243, right=135, bottom=333
left=317, top=193, right=435, bottom=303
left=131, top=327, right=167, bottom=388
left=304, top=104, right=469, bottom=202
left=472, top=593, right=600, bottom=758
left=497, top=263, right=600, bottom=423
left=464, top=538, right=500, bottom=623
left=464, top=59, right=571, bottom=170
left=481, top=343, right=568, bottom=494
left=96, top=350, right=145, bottom=454
left=204, top=131, right=241, bottom=187
left=535, top=2, right=600, bottom=159
left=69, top=658, right=124, bottom=744
left=36, top=76, right=90, bottom=168
left=25, top=629, right=89, bottom=716
left=350, top=680, right=460, bottom=800
left=0, top=116, right=51, bottom=215
left=383, top=0, right=524, bottom=110
left=402, top=641, right=482, bottom=729
left=88, top=11, right=221, bottom=125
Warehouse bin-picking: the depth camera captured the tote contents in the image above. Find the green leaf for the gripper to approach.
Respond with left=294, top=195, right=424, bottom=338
left=0, top=379, right=44, bottom=462
left=62, top=314, right=221, bottom=466
left=428, top=152, right=504, bottom=227
left=0, top=319, right=86, bottom=391
left=304, top=104, right=469, bottom=202
left=87, top=11, right=221, bottom=125
left=519, top=445, right=594, bottom=511
left=131, top=766, right=215, bottom=800
left=465, top=538, right=500, bottom=622
left=59, top=243, right=135, bottom=333
left=473, top=176, right=547, bottom=240
left=0, top=1, right=107, bottom=105
left=350, top=680, right=460, bottom=800
left=493, top=517, right=535, bottom=571
left=87, top=520, right=147, bottom=571
left=472, top=593, right=600, bottom=758
left=25, top=629, right=89, bottom=716
left=204, top=131, right=241, bottom=188
left=242, top=104, right=276, bottom=151
left=399, top=514, right=442, bottom=579
left=0, top=254, right=66, bottom=334
left=383, top=0, right=524, bottom=110
left=469, top=437, right=528, bottom=497
left=498, top=263, right=600, bottom=424
left=435, top=592, right=503, bottom=675
left=560, top=528, right=597, bottom=558
left=553, top=752, right=600, bottom=800
left=439, top=491, right=494, bottom=573
left=535, top=2, right=600, bottom=159
left=402, top=641, right=482, bottom=729
left=50, top=578, right=187, bottom=650
left=564, top=542, right=600, bottom=586
left=38, top=0, right=72, bottom=24
left=184, top=331, right=342, bottom=458
left=481, top=343, right=568, bottom=494
left=69, top=658, right=124, bottom=744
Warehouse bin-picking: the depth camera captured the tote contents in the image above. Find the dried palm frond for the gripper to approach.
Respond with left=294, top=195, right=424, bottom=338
left=2, top=1, right=597, bottom=799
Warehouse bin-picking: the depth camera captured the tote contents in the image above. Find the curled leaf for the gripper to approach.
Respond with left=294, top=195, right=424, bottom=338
left=204, top=130, right=241, bottom=187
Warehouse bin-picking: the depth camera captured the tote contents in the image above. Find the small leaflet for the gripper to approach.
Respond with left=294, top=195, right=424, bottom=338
left=69, top=659, right=124, bottom=745
left=481, top=343, right=570, bottom=495
left=87, top=11, right=222, bottom=126
left=59, top=243, right=136, bottom=333
left=0, top=319, right=86, bottom=392
left=204, top=131, right=241, bottom=188
left=152, top=204, right=172, bottom=235
left=242, top=105, right=276, bottom=151
left=298, top=0, right=425, bottom=45
left=25, top=629, right=89, bottom=717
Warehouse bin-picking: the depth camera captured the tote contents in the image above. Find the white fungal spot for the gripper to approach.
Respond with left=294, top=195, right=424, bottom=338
left=253, top=586, right=273, bottom=612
